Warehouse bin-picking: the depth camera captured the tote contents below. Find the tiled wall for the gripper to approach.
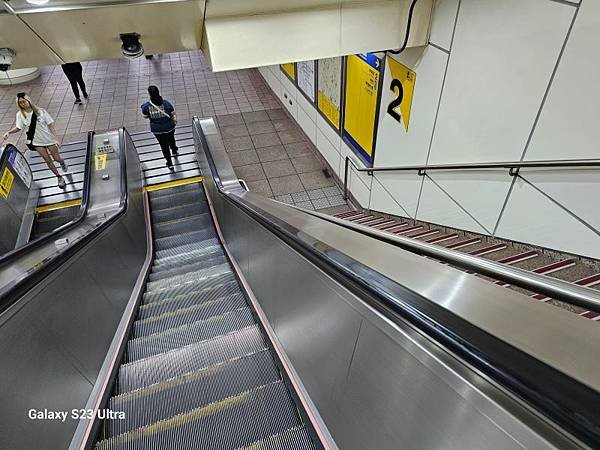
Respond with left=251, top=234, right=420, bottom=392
left=259, top=0, right=600, bottom=260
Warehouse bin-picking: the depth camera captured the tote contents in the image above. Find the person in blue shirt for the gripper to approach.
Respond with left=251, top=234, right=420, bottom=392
left=141, top=86, right=178, bottom=169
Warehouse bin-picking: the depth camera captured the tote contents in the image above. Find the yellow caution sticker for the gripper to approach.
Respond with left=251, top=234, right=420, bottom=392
left=386, top=57, right=417, bottom=131
left=95, top=154, right=107, bottom=171
left=0, top=167, right=14, bottom=199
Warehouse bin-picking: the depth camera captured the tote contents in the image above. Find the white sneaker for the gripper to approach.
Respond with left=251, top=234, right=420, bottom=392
left=58, top=176, right=66, bottom=189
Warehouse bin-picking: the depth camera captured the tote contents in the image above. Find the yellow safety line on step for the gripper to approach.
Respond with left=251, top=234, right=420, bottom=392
left=144, top=176, right=204, bottom=193
left=35, top=199, right=82, bottom=213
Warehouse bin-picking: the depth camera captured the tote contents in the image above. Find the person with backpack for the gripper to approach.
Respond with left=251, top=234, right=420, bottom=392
left=2, top=92, right=68, bottom=189
left=141, top=86, right=178, bottom=170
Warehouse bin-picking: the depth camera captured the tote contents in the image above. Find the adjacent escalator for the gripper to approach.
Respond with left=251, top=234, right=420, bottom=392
left=95, top=182, right=316, bottom=450
left=29, top=204, right=80, bottom=240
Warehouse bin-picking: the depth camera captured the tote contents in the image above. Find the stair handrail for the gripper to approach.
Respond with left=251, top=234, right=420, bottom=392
left=343, top=155, right=600, bottom=200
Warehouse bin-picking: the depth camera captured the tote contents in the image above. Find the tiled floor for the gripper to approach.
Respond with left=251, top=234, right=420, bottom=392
left=0, top=50, right=348, bottom=213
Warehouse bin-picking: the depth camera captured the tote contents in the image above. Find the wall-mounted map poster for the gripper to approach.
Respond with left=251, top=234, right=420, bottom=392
left=317, top=57, right=343, bottom=130
left=297, top=60, right=316, bottom=103
left=343, top=53, right=383, bottom=166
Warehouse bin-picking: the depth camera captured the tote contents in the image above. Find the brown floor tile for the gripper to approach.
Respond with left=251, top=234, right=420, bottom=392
left=266, top=108, right=287, bottom=120
left=284, top=141, right=313, bottom=157
left=246, top=179, right=273, bottom=197
left=216, top=113, right=244, bottom=127
left=251, top=132, right=282, bottom=148
left=262, top=159, right=296, bottom=178
left=278, top=129, right=306, bottom=144
left=229, top=149, right=260, bottom=167
left=220, top=123, right=249, bottom=139
left=268, top=174, right=305, bottom=196
left=224, top=136, right=254, bottom=152
left=291, top=154, right=323, bottom=173
left=235, top=163, right=266, bottom=182
left=247, top=120, right=276, bottom=135
left=255, top=144, right=289, bottom=162
left=300, top=170, right=336, bottom=190
left=272, top=118, right=295, bottom=132
left=243, top=110, right=270, bottom=123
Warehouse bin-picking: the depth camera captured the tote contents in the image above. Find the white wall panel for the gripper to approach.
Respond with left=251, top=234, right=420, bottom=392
left=297, top=105, right=318, bottom=145
left=417, top=177, right=488, bottom=234
left=371, top=173, right=422, bottom=218
left=520, top=169, right=600, bottom=236
left=375, top=46, right=448, bottom=166
left=347, top=168, right=372, bottom=208
left=296, top=90, right=317, bottom=121
left=316, top=113, right=342, bottom=153
left=428, top=0, right=574, bottom=164
left=526, top=1, right=600, bottom=160
left=428, top=171, right=513, bottom=233
left=428, top=0, right=460, bottom=51
left=317, top=128, right=342, bottom=177
left=496, top=178, right=600, bottom=259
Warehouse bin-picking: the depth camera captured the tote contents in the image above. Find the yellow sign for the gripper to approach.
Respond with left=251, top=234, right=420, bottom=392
left=386, top=57, right=416, bottom=131
left=280, top=63, right=296, bottom=81
left=0, top=167, right=14, bottom=199
left=95, top=154, right=107, bottom=171
left=343, top=54, right=382, bottom=165
left=318, top=91, right=340, bottom=130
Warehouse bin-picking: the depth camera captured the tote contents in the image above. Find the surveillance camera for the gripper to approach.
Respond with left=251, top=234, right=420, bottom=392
left=0, top=48, right=16, bottom=72
left=120, top=33, right=143, bottom=59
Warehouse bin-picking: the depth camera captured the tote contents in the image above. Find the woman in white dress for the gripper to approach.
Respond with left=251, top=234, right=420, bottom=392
left=2, top=93, right=68, bottom=188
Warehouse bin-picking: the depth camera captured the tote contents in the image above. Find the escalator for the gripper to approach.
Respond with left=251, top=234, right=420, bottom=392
left=95, top=182, right=315, bottom=449
left=30, top=204, right=80, bottom=240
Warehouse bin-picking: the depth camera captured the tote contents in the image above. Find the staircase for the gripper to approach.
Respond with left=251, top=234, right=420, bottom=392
left=95, top=182, right=316, bottom=449
left=335, top=211, right=600, bottom=321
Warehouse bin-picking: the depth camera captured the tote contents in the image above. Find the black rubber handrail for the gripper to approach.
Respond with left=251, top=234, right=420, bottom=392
left=0, top=130, right=130, bottom=315
left=0, top=133, right=94, bottom=267
left=194, top=118, right=600, bottom=448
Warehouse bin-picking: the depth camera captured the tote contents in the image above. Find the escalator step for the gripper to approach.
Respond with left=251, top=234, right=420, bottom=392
left=154, top=227, right=216, bottom=251
left=146, top=262, right=232, bottom=292
left=117, top=325, right=266, bottom=394
left=143, top=265, right=233, bottom=304
left=151, top=203, right=208, bottom=224
left=153, top=215, right=213, bottom=239
left=108, top=349, right=280, bottom=437
left=150, top=190, right=205, bottom=211
left=236, top=426, right=316, bottom=450
left=97, top=381, right=301, bottom=450
left=128, top=306, right=255, bottom=361
left=154, top=238, right=221, bottom=261
left=139, top=280, right=241, bottom=316
left=148, top=255, right=229, bottom=281
left=149, top=182, right=201, bottom=199
left=133, top=292, right=247, bottom=338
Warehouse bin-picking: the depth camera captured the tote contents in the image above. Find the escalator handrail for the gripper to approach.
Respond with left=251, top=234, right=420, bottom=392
left=193, top=116, right=600, bottom=448
left=0, top=133, right=94, bottom=267
left=0, top=130, right=130, bottom=314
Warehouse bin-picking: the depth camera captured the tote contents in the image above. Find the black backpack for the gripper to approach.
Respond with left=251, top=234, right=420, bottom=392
left=25, top=111, right=38, bottom=151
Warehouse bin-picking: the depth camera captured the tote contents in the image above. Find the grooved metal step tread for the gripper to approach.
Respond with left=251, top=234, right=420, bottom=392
left=128, top=306, right=255, bottom=362
left=146, top=262, right=232, bottom=292
left=117, top=325, right=266, bottom=394
left=108, top=349, right=280, bottom=437
left=139, top=280, right=241, bottom=315
left=143, top=264, right=232, bottom=302
left=154, top=227, right=216, bottom=251
left=97, top=381, right=301, bottom=450
left=133, top=292, right=247, bottom=338
left=148, top=255, right=229, bottom=282
left=236, top=426, right=316, bottom=450
left=154, top=238, right=222, bottom=262
left=149, top=182, right=201, bottom=199
left=150, top=190, right=206, bottom=212
left=151, top=202, right=208, bottom=224
left=152, top=215, right=214, bottom=239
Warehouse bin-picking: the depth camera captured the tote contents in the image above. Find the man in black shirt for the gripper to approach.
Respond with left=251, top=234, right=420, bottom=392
left=61, top=62, right=88, bottom=105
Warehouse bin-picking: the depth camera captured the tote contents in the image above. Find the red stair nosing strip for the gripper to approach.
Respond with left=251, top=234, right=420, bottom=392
left=379, top=222, right=409, bottom=232
left=336, top=210, right=361, bottom=219
left=445, top=237, right=481, bottom=250
left=372, top=220, right=399, bottom=230
left=360, top=217, right=391, bottom=227
left=426, top=233, right=459, bottom=244
left=497, top=250, right=539, bottom=265
left=469, top=243, right=507, bottom=257
left=394, top=226, right=423, bottom=235
left=531, top=273, right=600, bottom=302
left=407, top=229, right=440, bottom=240
left=495, top=259, right=576, bottom=288
left=347, top=214, right=372, bottom=222
left=579, top=311, right=600, bottom=321
left=354, top=216, right=384, bottom=225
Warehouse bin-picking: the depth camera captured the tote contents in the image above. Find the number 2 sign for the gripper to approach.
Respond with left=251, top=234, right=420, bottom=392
left=385, top=57, right=416, bottom=132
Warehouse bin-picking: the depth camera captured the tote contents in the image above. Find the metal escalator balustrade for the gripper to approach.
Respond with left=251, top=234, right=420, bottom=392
left=95, top=181, right=317, bottom=450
